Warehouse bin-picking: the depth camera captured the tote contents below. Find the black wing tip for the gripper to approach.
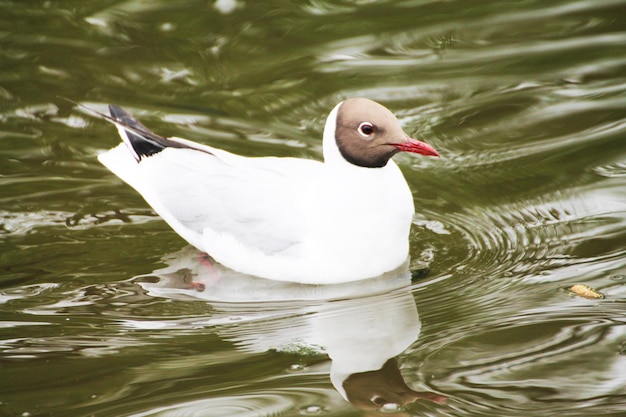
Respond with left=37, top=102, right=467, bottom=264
left=106, top=105, right=167, bottom=161
left=108, top=104, right=141, bottom=126
left=62, top=99, right=214, bottom=161
left=108, top=104, right=125, bottom=118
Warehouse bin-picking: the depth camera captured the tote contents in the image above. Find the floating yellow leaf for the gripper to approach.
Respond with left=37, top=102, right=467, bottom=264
left=569, top=284, right=604, bottom=300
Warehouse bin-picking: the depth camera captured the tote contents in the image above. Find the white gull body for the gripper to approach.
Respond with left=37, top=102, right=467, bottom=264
left=97, top=98, right=438, bottom=284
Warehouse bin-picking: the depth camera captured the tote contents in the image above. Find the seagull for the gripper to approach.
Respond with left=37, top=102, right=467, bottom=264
left=97, top=98, right=439, bottom=284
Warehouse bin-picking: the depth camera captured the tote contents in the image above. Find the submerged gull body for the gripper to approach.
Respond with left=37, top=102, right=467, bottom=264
left=98, top=98, right=439, bottom=284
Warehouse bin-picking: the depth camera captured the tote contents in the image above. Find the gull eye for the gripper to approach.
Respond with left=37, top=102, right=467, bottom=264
left=370, top=395, right=387, bottom=407
left=358, top=122, right=375, bottom=137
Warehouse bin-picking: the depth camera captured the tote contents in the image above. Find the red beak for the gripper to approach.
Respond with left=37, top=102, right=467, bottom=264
left=393, top=137, right=439, bottom=157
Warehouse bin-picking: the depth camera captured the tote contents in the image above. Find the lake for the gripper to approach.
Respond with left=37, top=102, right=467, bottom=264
left=1, top=0, right=626, bottom=416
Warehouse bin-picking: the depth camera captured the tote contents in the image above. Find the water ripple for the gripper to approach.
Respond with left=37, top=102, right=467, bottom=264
left=0, top=209, right=156, bottom=235
left=416, top=318, right=626, bottom=414
left=119, top=389, right=339, bottom=417
left=417, top=170, right=626, bottom=288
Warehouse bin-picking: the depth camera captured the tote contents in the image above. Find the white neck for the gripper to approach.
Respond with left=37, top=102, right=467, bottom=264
left=322, top=101, right=345, bottom=167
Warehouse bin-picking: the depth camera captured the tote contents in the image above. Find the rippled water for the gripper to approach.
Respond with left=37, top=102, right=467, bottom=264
left=2, top=0, right=626, bottom=416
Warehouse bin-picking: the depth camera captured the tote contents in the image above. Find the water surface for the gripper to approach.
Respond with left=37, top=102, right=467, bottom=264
left=1, top=1, right=626, bottom=416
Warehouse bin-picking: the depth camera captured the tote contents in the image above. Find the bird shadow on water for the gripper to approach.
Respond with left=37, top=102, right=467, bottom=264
left=129, top=246, right=447, bottom=414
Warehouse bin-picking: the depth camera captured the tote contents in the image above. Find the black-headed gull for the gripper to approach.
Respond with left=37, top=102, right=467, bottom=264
left=98, top=98, right=439, bottom=284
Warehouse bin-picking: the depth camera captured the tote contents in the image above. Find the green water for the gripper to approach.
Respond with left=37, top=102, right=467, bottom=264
left=1, top=0, right=626, bottom=416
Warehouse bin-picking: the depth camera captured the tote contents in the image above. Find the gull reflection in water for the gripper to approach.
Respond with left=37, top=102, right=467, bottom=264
left=137, top=247, right=446, bottom=412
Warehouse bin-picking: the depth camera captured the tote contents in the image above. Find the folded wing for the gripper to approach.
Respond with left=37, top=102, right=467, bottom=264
left=145, top=149, right=310, bottom=254
left=99, top=106, right=316, bottom=256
